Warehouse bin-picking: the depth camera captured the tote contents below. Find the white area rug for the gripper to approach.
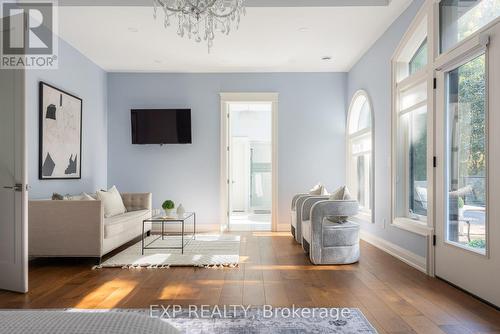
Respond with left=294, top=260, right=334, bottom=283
left=97, top=234, right=240, bottom=269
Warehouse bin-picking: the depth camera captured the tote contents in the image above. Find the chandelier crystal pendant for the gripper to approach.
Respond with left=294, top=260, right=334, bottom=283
left=153, top=0, right=246, bottom=52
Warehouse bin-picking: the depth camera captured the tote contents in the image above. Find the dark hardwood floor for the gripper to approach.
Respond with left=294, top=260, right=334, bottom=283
left=1, top=232, right=499, bottom=334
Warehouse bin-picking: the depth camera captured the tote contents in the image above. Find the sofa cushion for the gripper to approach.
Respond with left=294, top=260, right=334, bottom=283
left=291, top=209, right=297, bottom=228
left=97, top=186, right=127, bottom=218
left=104, top=209, right=150, bottom=239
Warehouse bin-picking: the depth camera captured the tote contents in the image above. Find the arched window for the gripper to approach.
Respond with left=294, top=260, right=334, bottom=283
left=347, top=90, right=373, bottom=221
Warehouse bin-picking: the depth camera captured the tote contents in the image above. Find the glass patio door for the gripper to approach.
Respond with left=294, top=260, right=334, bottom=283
left=434, top=20, right=500, bottom=308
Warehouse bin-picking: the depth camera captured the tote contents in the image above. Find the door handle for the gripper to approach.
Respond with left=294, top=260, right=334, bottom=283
left=3, top=184, right=23, bottom=192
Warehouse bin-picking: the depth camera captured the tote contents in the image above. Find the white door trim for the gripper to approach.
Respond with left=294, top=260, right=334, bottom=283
left=219, top=92, right=279, bottom=232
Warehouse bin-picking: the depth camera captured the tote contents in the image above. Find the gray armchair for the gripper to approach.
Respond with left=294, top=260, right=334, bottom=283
left=291, top=194, right=329, bottom=243
left=301, top=199, right=360, bottom=264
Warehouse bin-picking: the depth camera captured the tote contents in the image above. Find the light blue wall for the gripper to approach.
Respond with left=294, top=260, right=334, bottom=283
left=26, top=38, right=108, bottom=199
left=347, top=0, right=427, bottom=257
left=107, top=73, right=347, bottom=227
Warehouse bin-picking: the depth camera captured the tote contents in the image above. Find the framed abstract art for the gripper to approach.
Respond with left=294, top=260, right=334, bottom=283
left=39, top=82, right=82, bottom=180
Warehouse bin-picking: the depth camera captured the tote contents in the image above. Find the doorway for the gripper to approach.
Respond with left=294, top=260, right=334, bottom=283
left=220, top=93, right=278, bottom=232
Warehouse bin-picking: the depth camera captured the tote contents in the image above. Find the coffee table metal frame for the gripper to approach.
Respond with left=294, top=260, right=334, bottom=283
left=141, top=212, right=196, bottom=255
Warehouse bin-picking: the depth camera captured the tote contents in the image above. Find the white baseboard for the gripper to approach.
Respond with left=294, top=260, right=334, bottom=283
left=360, top=229, right=427, bottom=274
left=277, top=223, right=291, bottom=232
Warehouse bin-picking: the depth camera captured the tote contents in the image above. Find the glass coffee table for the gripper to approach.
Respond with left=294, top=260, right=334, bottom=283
left=142, top=212, right=196, bottom=254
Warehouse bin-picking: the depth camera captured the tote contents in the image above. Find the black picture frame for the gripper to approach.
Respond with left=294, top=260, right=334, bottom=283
left=39, top=81, right=83, bottom=180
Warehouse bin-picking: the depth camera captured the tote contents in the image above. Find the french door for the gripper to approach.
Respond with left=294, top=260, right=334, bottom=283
left=435, top=21, right=500, bottom=307
left=0, top=68, right=28, bottom=293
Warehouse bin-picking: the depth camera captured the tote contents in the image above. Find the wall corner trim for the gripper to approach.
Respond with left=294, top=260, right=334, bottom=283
left=360, top=229, right=427, bottom=274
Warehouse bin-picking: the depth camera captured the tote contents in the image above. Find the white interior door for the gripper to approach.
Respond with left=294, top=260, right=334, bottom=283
left=0, top=68, right=28, bottom=293
left=230, top=137, right=250, bottom=213
left=435, top=22, right=500, bottom=307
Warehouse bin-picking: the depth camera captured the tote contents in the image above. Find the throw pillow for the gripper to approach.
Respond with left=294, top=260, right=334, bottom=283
left=327, top=186, right=353, bottom=223
left=329, top=186, right=352, bottom=200
left=81, top=192, right=96, bottom=200
left=96, top=186, right=127, bottom=218
left=309, top=183, right=329, bottom=195
left=65, top=192, right=97, bottom=201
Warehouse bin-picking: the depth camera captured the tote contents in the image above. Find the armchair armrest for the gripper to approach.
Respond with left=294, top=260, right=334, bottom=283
left=291, top=193, right=308, bottom=210
left=310, top=200, right=359, bottom=224
left=29, top=200, right=104, bottom=257
left=294, top=195, right=329, bottom=243
left=121, top=192, right=152, bottom=212
left=301, top=197, right=331, bottom=221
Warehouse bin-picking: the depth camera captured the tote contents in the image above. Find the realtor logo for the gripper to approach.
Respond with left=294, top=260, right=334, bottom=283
left=1, top=0, right=58, bottom=69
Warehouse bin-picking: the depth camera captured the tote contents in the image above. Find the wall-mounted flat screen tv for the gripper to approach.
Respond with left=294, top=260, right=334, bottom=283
left=131, top=109, right=192, bottom=144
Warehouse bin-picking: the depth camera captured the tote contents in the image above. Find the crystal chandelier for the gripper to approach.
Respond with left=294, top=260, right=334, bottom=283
left=153, top=0, right=246, bottom=52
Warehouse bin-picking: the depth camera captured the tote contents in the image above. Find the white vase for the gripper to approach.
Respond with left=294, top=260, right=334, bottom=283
left=177, top=204, right=185, bottom=216
left=165, top=208, right=175, bottom=217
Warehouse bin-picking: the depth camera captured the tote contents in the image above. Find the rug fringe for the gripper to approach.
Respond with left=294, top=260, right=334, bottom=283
left=95, top=263, right=239, bottom=269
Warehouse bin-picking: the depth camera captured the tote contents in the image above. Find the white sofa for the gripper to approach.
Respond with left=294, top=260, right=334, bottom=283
left=29, top=192, right=152, bottom=260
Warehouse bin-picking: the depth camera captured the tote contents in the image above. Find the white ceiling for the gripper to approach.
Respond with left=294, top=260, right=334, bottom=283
left=58, top=1, right=411, bottom=72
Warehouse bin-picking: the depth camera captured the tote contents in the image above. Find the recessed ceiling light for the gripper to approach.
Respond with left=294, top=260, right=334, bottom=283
left=128, top=27, right=139, bottom=33
left=321, top=56, right=332, bottom=61
left=298, top=27, right=308, bottom=32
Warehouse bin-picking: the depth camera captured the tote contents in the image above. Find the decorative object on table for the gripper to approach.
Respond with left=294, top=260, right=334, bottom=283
left=97, top=234, right=240, bottom=268
left=153, top=0, right=246, bottom=52
left=176, top=203, right=185, bottom=216
left=39, top=82, right=82, bottom=180
left=162, top=200, right=175, bottom=217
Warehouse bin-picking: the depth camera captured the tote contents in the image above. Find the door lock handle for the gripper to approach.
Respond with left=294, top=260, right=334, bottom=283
left=3, top=184, right=23, bottom=192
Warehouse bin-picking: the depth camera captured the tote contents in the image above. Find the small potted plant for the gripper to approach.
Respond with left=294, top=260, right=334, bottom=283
left=162, top=200, right=175, bottom=217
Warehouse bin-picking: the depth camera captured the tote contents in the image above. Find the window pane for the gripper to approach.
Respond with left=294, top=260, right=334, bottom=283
left=446, top=54, right=486, bottom=253
left=357, top=100, right=371, bottom=131
left=350, top=152, right=371, bottom=211
left=351, top=135, right=371, bottom=155
left=395, top=105, right=428, bottom=219
left=409, top=38, right=428, bottom=75
left=409, top=108, right=428, bottom=216
left=349, top=95, right=371, bottom=134
left=400, top=81, right=427, bottom=110
left=440, top=0, right=500, bottom=53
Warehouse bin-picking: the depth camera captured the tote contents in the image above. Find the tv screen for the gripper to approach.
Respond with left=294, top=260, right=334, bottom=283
left=131, top=109, right=192, bottom=144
